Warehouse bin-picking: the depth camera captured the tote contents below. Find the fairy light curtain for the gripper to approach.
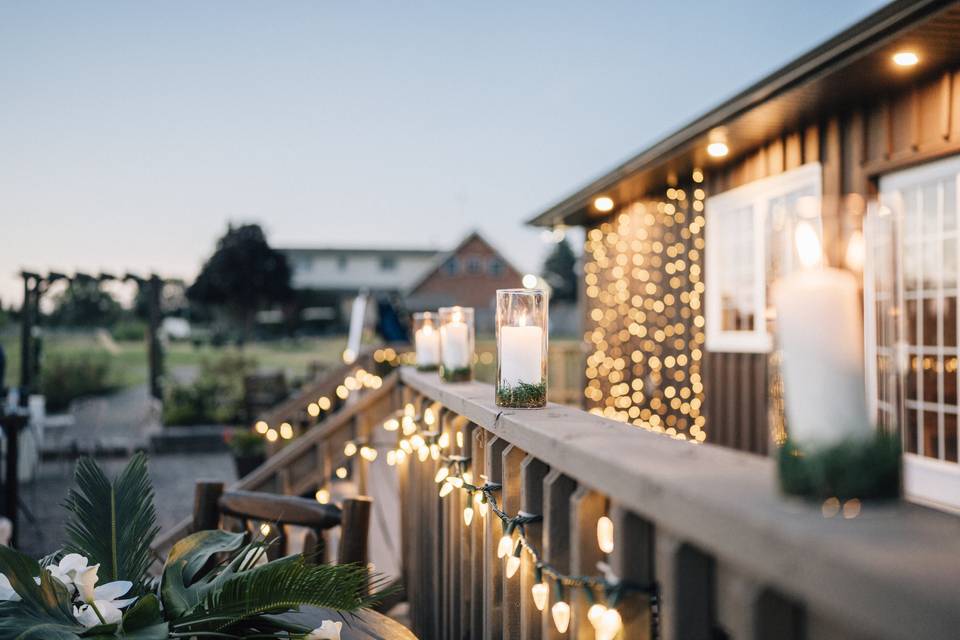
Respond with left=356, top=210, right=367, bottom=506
left=582, top=171, right=707, bottom=441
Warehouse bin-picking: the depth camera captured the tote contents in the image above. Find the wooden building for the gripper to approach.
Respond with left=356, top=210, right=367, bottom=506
left=405, top=231, right=523, bottom=331
left=528, top=0, right=960, bottom=511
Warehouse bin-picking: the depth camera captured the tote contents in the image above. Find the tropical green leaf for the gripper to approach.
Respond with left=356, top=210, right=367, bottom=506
left=161, top=529, right=245, bottom=619
left=120, top=593, right=163, bottom=631
left=0, top=546, right=77, bottom=625
left=171, top=558, right=387, bottom=632
left=62, top=453, right=160, bottom=592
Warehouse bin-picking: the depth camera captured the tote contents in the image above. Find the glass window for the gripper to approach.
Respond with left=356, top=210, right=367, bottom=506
left=380, top=256, right=397, bottom=271
left=868, top=153, right=960, bottom=510
left=466, top=256, right=483, bottom=274
left=488, top=257, right=504, bottom=276
left=337, top=255, right=348, bottom=271
left=443, top=257, right=459, bottom=276
left=705, top=163, right=822, bottom=353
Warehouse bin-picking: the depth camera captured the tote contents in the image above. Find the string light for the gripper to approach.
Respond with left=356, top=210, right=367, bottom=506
left=435, top=467, right=450, bottom=483
left=359, top=446, right=378, bottom=462
left=317, top=396, right=331, bottom=411
left=531, top=582, right=548, bottom=611
left=597, top=515, right=614, bottom=554
left=588, top=603, right=608, bottom=627
left=552, top=599, right=571, bottom=633
left=335, top=466, right=348, bottom=479
left=383, top=418, right=399, bottom=432
left=254, top=420, right=269, bottom=434
left=265, top=429, right=278, bottom=443
left=315, top=488, right=330, bottom=504
left=597, top=607, right=624, bottom=639
left=497, top=533, right=514, bottom=559
left=344, top=441, right=358, bottom=457
left=259, top=523, right=271, bottom=536
left=463, top=505, right=474, bottom=526
left=386, top=450, right=397, bottom=466
left=279, top=422, right=294, bottom=440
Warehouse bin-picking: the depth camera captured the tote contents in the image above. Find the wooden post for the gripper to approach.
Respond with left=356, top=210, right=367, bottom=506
left=519, top=456, right=549, bottom=640
left=470, top=427, right=487, bottom=639
left=337, top=496, right=372, bottom=567
left=656, top=532, right=714, bottom=640
left=483, top=435, right=510, bottom=640
left=609, top=504, right=654, bottom=640
left=192, top=480, right=224, bottom=532
left=542, top=470, right=576, bottom=640
left=569, top=487, right=605, bottom=640
left=500, top=444, right=527, bottom=639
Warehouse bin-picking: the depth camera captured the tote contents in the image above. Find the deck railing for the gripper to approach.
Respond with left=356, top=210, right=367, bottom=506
left=395, top=367, right=960, bottom=640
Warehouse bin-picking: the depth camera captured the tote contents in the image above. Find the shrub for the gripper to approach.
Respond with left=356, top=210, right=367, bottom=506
left=225, top=429, right=265, bottom=457
left=41, top=350, right=118, bottom=412
left=162, top=352, right=257, bottom=426
left=111, top=319, right=147, bottom=342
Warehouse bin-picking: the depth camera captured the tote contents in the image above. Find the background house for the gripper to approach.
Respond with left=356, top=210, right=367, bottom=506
left=405, top=231, right=523, bottom=332
left=528, top=0, right=960, bottom=512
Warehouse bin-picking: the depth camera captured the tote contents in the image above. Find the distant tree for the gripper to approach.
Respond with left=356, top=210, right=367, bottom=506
left=542, top=238, right=578, bottom=303
left=48, top=280, right=123, bottom=327
left=132, top=279, right=189, bottom=320
left=188, top=224, right=293, bottom=339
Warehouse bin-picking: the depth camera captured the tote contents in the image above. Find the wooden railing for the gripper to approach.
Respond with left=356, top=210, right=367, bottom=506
left=395, top=367, right=960, bottom=640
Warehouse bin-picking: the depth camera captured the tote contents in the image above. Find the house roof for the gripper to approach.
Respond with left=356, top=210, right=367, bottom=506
left=527, top=0, right=960, bottom=227
left=405, top=230, right=523, bottom=294
left=279, top=246, right=440, bottom=257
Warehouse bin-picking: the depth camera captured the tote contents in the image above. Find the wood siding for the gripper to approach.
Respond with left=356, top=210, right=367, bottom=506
left=587, top=65, right=960, bottom=455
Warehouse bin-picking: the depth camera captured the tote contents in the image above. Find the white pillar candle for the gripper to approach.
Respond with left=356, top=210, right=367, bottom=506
left=499, top=325, right=543, bottom=387
left=415, top=326, right=440, bottom=366
left=441, top=321, right=470, bottom=369
left=772, top=223, right=870, bottom=447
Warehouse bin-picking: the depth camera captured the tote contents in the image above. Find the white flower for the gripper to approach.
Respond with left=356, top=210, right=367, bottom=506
left=72, top=580, right=136, bottom=628
left=0, top=573, right=21, bottom=602
left=76, top=564, right=99, bottom=604
left=46, top=553, right=91, bottom=594
left=306, top=620, right=342, bottom=640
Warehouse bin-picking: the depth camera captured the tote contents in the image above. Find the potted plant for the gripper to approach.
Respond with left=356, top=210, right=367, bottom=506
left=226, top=428, right=267, bottom=477
left=0, top=453, right=385, bottom=638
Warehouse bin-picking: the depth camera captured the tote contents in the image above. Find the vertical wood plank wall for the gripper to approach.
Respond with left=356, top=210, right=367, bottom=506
left=586, top=65, right=960, bottom=456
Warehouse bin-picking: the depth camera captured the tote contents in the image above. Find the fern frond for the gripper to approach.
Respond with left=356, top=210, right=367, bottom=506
left=62, top=453, right=160, bottom=592
left=171, top=558, right=388, bottom=632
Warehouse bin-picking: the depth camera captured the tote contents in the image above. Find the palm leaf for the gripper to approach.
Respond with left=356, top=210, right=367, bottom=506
left=62, top=453, right=160, bottom=591
left=160, top=529, right=246, bottom=619
left=171, top=558, right=388, bottom=632
left=0, top=547, right=83, bottom=640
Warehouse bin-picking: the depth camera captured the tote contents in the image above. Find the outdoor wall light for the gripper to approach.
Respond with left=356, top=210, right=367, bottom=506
left=593, top=195, right=614, bottom=212
left=707, top=127, right=729, bottom=158
left=892, top=50, right=919, bottom=67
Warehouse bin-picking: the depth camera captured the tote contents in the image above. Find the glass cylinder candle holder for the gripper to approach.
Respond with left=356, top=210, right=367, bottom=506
left=439, top=306, right=474, bottom=382
left=496, top=289, right=548, bottom=408
left=412, top=312, right=440, bottom=371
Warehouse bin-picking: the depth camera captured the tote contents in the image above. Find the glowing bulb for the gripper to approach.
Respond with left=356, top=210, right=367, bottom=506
left=893, top=51, right=919, bottom=67
left=588, top=603, right=608, bottom=627
left=254, top=420, right=269, bottom=434
left=259, top=523, right=271, bottom=536
left=418, top=446, right=429, bottom=462
left=360, top=446, right=378, bottom=461
left=438, top=432, right=450, bottom=448
left=335, top=466, right=348, bottom=479
left=456, top=431, right=464, bottom=448
left=597, top=608, right=623, bottom=639
left=497, top=534, right=513, bottom=559
left=265, top=429, right=279, bottom=442
left=395, top=449, right=407, bottom=464
left=845, top=229, right=865, bottom=272
left=279, top=422, right=294, bottom=440
left=410, top=434, right=425, bottom=449
left=462, top=471, right=473, bottom=485
left=463, top=506, right=474, bottom=526
left=430, top=444, right=440, bottom=460
left=478, top=499, right=488, bottom=518
left=795, top=221, right=822, bottom=268
left=506, top=555, right=521, bottom=578
left=336, top=385, right=349, bottom=399
left=707, top=141, right=729, bottom=157
left=315, top=488, right=330, bottom=504
left=386, top=450, right=397, bottom=466
left=439, top=482, right=454, bottom=498
left=597, top=516, right=614, bottom=554
left=399, top=439, right=413, bottom=454
left=449, top=475, right=464, bottom=488
left=435, top=467, right=450, bottom=483
left=424, top=408, right=435, bottom=426
left=404, top=403, right=415, bottom=417
left=551, top=601, right=570, bottom=633
left=318, top=396, right=331, bottom=411
left=594, top=196, right=615, bottom=212
left=401, top=416, right=416, bottom=435
left=531, top=582, right=548, bottom=611
left=522, top=273, right=539, bottom=289
left=344, top=442, right=358, bottom=457
left=383, top=418, right=399, bottom=432
left=342, top=348, right=356, bottom=364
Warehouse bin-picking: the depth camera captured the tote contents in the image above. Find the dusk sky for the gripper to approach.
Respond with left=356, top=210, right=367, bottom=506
left=1, top=0, right=888, bottom=306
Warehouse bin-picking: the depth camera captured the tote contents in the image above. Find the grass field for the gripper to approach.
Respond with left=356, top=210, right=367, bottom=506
left=0, top=328, right=349, bottom=390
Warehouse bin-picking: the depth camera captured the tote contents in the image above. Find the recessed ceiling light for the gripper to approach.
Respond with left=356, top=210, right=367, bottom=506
left=594, top=196, right=614, bottom=212
left=892, top=51, right=919, bottom=67
left=707, top=142, right=729, bottom=158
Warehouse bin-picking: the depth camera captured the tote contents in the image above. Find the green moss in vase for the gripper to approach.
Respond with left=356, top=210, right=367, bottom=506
left=496, top=381, right=547, bottom=408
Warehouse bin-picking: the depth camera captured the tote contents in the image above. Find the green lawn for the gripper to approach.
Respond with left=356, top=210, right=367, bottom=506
left=0, top=328, right=349, bottom=390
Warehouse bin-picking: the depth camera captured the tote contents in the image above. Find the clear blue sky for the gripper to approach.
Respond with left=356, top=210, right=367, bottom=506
left=0, top=0, right=888, bottom=306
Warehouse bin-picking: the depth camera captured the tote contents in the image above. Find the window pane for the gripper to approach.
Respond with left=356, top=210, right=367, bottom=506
left=945, top=296, right=957, bottom=347
left=923, top=357, right=938, bottom=403
left=923, top=298, right=939, bottom=347
left=947, top=413, right=958, bottom=463
left=719, top=205, right=755, bottom=332
left=906, top=410, right=919, bottom=454
left=944, top=178, right=957, bottom=231
left=922, top=412, right=940, bottom=459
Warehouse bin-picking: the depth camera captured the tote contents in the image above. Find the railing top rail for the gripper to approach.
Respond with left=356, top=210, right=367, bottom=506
left=400, top=367, right=960, bottom=640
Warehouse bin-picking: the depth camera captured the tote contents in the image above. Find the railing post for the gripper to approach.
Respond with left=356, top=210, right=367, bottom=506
left=501, top=444, right=527, bottom=638
left=484, top=435, right=510, bottom=640
left=609, top=504, right=654, bottom=640
left=656, top=532, right=714, bottom=640
left=460, top=421, right=477, bottom=637
left=192, top=480, right=224, bottom=532
left=519, top=456, right=549, bottom=640
left=569, top=487, right=606, bottom=640
left=542, top=470, right=576, bottom=640
left=470, top=427, right=488, bottom=639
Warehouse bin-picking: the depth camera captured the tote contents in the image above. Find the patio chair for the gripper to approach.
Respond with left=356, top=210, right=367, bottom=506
left=191, top=481, right=372, bottom=567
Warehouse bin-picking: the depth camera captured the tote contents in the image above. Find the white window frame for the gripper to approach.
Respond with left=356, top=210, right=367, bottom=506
left=870, top=153, right=960, bottom=512
left=705, top=162, right=822, bottom=353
